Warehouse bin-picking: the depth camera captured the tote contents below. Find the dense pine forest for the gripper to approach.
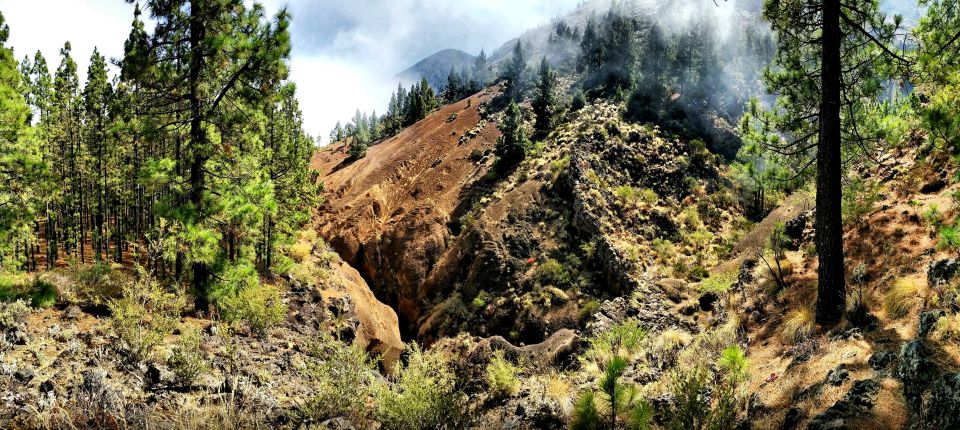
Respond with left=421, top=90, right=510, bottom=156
left=1, top=2, right=317, bottom=312
left=2, top=0, right=960, bottom=429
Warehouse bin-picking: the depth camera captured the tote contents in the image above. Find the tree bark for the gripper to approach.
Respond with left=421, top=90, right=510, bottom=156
left=189, top=0, right=211, bottom=312
left=816, top=0, right=846, bottom=325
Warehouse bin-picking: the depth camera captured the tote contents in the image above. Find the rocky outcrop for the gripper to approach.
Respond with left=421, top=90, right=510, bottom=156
left=926, top=373, right=960, bottom=429
left=806, top=379, right=881, bottom=430
left=324, top=260, right=405, bottom=374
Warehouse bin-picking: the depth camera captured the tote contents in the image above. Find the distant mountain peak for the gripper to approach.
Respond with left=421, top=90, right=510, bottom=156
left=397, top=49, right=477, bottom=90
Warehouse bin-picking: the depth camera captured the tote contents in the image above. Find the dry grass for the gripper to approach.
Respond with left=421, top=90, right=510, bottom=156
left=883, top=277, right=925, bottom=319
left=780, top=308, right=815, bottom=344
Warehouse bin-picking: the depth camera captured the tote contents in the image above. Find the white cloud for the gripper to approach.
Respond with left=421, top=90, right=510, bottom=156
left=0, top=0, right=138, bottom=83
left=2, top=0, right=581, bottom=142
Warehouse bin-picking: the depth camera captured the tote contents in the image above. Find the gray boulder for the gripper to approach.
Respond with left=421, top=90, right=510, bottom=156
left=926, top=372, right=960, bottom=429
left=807, top=379, right=880, bottom=430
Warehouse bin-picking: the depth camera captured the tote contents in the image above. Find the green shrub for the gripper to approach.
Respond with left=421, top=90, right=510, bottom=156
left=939, top=224, right=960, bottom=251
left=615, top=185, right=638, bottom=203
left=841, top=178, right=880, bottom=224
left=717, top=345, right=749, bottom=383
left=572, top=356, right=652, bottom=430
left=74, top=262, right=123, bottom=305
left=486, top=351, right=522, bottom=398
left=925, top=204, right=943, bottom=228
left=699, top=270, right=737, bottom=295
left=579, top=299, right=601, bottom=322
left=472, top=290, right=491, bottom=308
left=300, top=336, right=377, bottom=425
left=583, top=319, right=647, bottom=365
left=533, top=258, right=573, bottom=288
left=30, top=279, right=57, bottom=309
left=0, top=299, right=31, bottom=329
left=0, top=273, right=30, bottom=301
left=218, top=283, right=285, bottom=336
left=109, top=269, right=183, bottom=363
left=374, top=344, right=472, bottom=429
left=288, top=242, right=313, bottom=263
left=652, top=238, right=675, bottom=261
left=667, top=366, right=739, bottom=430
left=167, top=327, right=207, bottom=387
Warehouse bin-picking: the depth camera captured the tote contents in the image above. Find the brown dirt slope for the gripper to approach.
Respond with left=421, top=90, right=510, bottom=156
left=312, top=89, right=501, bottom=331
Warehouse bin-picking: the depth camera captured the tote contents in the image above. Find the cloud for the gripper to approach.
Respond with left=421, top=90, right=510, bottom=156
left=258, top=0, right=582, bottom=142
left=0, top=0, right=137, bottom=83
left=1, top=0, right=581, bottom=142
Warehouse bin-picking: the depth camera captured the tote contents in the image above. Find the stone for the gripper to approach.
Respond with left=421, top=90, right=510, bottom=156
left=926, top=372, right=960, bottom=429
left=63, top=305, right=82, bottom=320
left=318, top=417, right=356, bottom=430
left=14, top=368, right=34, bottom=383
left=698, top=291, right=719, bottom=312
left=868, top=351, right=897, bottom=371
left=39, top=379, right=54, bottom=394
left=146, top=363, right=173, bottom=386
left=8, top=328, right=29, bottom=345
left=826, top=368, right=850, bottom=386
left=927, top=259, right=959, bottom=288
left=899, top=340, right=942, bottom=418
left=807, top=379, right=881, bottom=430
left=918, top=310, right=945, bottom=339
left=782, top=406, right=802, bottom=430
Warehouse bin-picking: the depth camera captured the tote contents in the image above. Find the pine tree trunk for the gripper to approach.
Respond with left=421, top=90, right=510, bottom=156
left=189, top=0, right=211, bottom=312
left=815, top=0, right=846, bottom=325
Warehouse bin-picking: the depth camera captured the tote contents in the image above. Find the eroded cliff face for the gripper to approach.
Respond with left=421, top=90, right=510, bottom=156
left=312, top=89, right=502, bottom=334
left=313, top=98, right=742, bottom=344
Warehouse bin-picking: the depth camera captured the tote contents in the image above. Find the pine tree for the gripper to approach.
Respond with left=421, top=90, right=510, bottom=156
left=503, top=41, right=526, bottom=101
left=532, top=58, right=559, bottom=138
left=759, top=0, right=907, bottom=324
left=494, top=101, right=529, bottom=169
left=474, top=49, right=488, bottom=85
left=330, top=121, right=344, bottom=143
left=82, top=49, right=112, bottom=262
left=0, top=11, right=48, bottom=270
left=129, top=0, right=296, bottom=310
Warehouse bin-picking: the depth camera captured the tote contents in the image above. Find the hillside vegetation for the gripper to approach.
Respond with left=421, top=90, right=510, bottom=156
left=2, top=0, right=960, bottom=429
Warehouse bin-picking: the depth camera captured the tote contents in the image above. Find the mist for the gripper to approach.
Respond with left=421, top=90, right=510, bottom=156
left=255, top=0, right=582, bottom=143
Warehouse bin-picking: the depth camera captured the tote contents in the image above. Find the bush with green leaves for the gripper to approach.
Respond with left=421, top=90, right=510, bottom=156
left=167, top=327, right=207, bottom=388
left=583, top=319, right=647, bottom=367
left=533, top=258, right=573, bottom=288
left=30, top=279, right=57, bottom=309
left=300, top=336, right=377, bottom=425
left=667, top=346, right=747, bottom=430
left=374, top=344, right=472, bottom=429
left=925, top=204, right=943, bottom=229
left=213, top=264, right=285, bottom=336
left=841, top=177, right=880, bottom=224
left=486, top=350, right=522, bottom=398
left=71, top=262, right=126, bottom=306
left=218, top=283, right=285, bottom=336
left=0, top=299, right=31, bottom=329
left=572, top=356, right=653, bottom=430
left=109, top=268, right=183, bottom=363
left=938, top=224, right=960, bottom=251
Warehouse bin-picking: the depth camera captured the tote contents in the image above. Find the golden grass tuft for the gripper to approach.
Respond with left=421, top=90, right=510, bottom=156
left=883, top=277, right=924, bottom=319
left=766, top=259, right=794, bottom=281
left=780, top=308, right=815, bottom=344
